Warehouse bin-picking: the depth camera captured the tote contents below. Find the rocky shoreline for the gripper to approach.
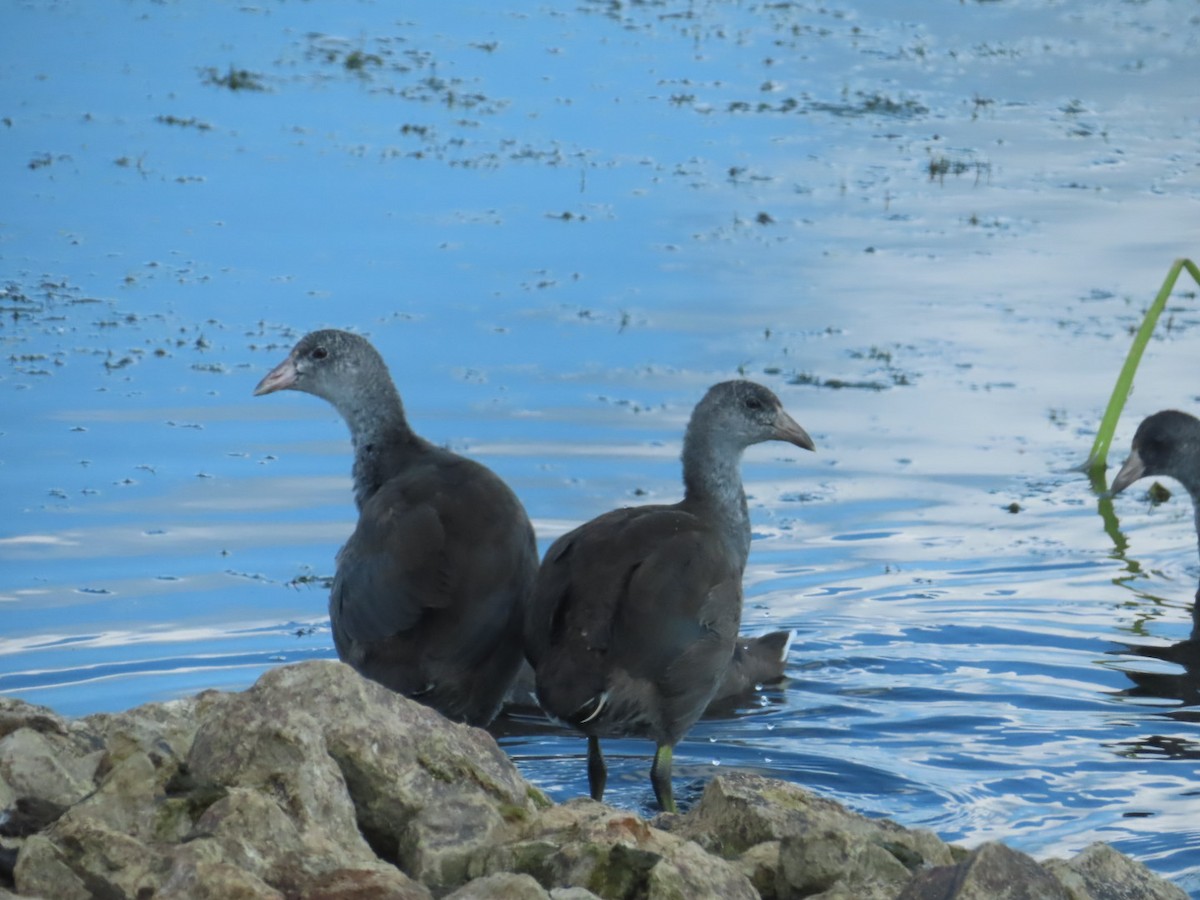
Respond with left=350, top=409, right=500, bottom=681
left=0, top=660, right=1186, bottom=899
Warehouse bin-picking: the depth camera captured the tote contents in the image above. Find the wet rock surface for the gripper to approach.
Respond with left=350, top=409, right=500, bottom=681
left=0, top=662, right=1185, bottom=899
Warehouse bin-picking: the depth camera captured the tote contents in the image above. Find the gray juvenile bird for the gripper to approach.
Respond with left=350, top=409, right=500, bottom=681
left=524, top=380, right=815, bottom=811
left=255, top=329, right=538, bottom=726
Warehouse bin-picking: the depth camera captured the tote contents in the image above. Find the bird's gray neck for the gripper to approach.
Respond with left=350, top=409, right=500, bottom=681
left=338, top=380, right=407, bottom=448
left=682, top=429, right=752, bottom=564
left=1171, top=472, right=1200, bottom=565
left=333, top=380, right=418, bottom=510
left=1192, top=502, right=1200, bottom=567
left=1177, top=474, right=1200, bottom=508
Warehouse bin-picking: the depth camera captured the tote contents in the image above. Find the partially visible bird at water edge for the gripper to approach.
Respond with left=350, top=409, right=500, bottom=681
left=1111, top=408, right=1200, bottom=634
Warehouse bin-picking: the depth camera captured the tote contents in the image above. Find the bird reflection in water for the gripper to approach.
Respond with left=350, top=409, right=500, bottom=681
left=1097, top=409, right=1200, bottom=759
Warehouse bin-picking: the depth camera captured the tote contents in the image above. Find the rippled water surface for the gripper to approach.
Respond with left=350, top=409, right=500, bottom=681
left=4, top=0, right=1200, bottom=892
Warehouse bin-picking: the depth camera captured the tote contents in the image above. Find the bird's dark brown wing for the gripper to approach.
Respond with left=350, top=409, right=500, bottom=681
left=527, top=504, right=742, bottom=733
left=333, top=454, right=535, bottom=649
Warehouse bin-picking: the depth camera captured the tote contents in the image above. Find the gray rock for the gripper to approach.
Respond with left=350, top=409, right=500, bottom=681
left=291, top=865, right=432, bottom=899
left=779, top=827, right=917, bottom=899
left=0, top=717, right=100, bottom=810
left=0, top=664, right=1187, bottom=900
left=85, top=695, right=205, bottom=765
left=475, top=797, right=757, bottom=899
left=156, top=848, right=285, bottom=900
left=898, top=841, right=1070, bottom=899
left=0, top=698, right=70, bottom=742
left=61, top=738, right=189, bottom=842
left=263, top=660, right=542, bottom=889
left=734, top=840, right=780, bottom=896
left=183, top=786, right=350, bottom=888
left=11, top=834, right=91, bottom=900
left=5, top=662, right=539, bottom=898
left=184, top=660, right=542, bottom=894
left=665, top=770, right=954, bottom=895
left=1044, top=842, right=1190, bottom=900
left=446, top=872, right=551, bottom=899
left=183, top=678, right=380, bottom=885
left=15, top=818, right=168, bottom=900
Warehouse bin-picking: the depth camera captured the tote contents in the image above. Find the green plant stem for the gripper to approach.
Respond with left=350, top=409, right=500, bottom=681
left=1086, top=258, right=1200, bottom=488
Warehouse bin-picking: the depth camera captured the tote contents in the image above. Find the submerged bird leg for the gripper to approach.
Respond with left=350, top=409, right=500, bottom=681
left=587, top=735, right=607, bottom=801
left=651, top=743, right=675, bottom=813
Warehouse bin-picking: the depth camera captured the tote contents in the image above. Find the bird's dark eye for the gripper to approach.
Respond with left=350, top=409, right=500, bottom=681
left=310, top=346, right=328, bottom=360
left=745, top=396, right=764, bottom=411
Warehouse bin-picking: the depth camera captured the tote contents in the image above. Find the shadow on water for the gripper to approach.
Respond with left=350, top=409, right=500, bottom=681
left=1116, top=635, right=1200, bottom=717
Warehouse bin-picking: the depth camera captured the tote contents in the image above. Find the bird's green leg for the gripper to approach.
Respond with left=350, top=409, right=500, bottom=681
left=651, top=743, right=676, bottom=812
left=587, top=735, right=607, bottom=802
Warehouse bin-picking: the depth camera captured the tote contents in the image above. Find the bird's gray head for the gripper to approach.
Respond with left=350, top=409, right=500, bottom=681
left=689, top=380, right=816, bottom=453
left=1112, top=409, right=1200, bottom=496
left=253, top=329, right=388, bottom=406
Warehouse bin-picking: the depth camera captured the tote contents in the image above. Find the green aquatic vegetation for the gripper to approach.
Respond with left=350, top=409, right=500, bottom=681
left=202, top=65, right=267, bottom=92
left=724, top=89, right=926, bottom=119
left=928, top=156, right=967, bottom=178
left=1147, top=482, right=1172, bottom=505
left=850, top=345, right=894, bottom=364
left=1086, top=258, right=1200, bottom=485
left=29, top=152, right=73, bottom=170
left=288, top=570, right=333, bottom=590
left=808, top=90, right=928, bottom=119
left=0, top=283, right=41, bottom=317
left=859, top=91, right=928, bottom=116
left=344, top=49, right=384, bottom=71
left=787, top=372, right=896, bottom=391
left=928, top=154, right=991, bottom=183
left=156, top=114, right=212, bottom=131
left=970, top=95, right=994, bottom=120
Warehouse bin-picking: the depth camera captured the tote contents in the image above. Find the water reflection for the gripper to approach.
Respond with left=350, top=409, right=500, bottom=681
left=1116, top=635, right=1200, bottom=724
left=1094, top=468, right=1200, bottom=750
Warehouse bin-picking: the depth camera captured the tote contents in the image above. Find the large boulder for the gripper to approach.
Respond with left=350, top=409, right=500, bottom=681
left=473, top=797, right=757, bottom=899
left=183, top=661, right=542, bottom=892
left=898, top=841, right=1071, bottom=899
left=5, top=662, right=537, bottom=898
left=1044, top=842, right=1191, bottom=900
left=663, top=771, right=954, bottom=898
left=0, top=698, right=103, bottom=812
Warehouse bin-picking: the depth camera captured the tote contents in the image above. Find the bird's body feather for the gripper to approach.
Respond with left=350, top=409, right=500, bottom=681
left=529, top=502, right=743, bottom=745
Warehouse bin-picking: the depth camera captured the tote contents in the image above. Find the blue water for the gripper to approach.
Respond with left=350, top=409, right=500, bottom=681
left=3, top=0, right=1199, bottom=893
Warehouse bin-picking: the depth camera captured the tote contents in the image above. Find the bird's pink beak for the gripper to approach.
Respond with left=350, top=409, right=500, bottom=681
left=253, top=354, right=299, bottom=396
